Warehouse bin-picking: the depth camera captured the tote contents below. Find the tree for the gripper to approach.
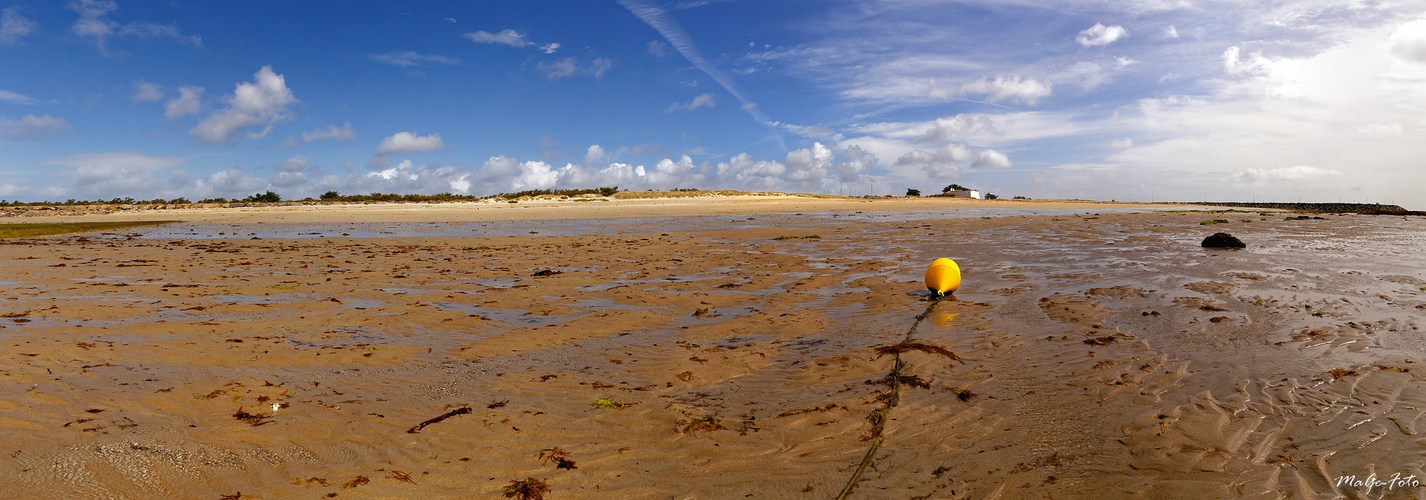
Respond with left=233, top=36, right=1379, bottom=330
left=246, top=191, right=281, bottom=203
left=906, top=188, right=921, bottom=197
left=942, top=184, right=970, bottom=193
left=320, top=190, right=340, bottom=200
left=985, top=193, right=999, bottom=200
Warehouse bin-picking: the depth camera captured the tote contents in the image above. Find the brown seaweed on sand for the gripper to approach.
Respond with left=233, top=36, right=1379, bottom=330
left=873, top=341, right=959, bottom=361
left=407, top=406, right=473, bottom=433
left=503, top=478, right=550, bottom=499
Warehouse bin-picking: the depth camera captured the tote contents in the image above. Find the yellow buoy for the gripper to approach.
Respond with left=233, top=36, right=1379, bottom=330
left=925, top=258, right=961, bottom=295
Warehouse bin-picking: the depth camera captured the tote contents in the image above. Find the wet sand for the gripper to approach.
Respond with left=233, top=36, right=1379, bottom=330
left=2, top=201, right=1425, bottom=498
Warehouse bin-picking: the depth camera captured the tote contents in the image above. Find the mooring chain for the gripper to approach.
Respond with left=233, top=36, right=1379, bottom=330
left=836, top=295, right=948, bottom=499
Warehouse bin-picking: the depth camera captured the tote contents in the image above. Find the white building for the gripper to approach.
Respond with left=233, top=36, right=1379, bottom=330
left=945, top=190, right=981, bottom=199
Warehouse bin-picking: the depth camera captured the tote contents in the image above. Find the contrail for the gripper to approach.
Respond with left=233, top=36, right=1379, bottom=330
left=615, top=0, right=771, bottom=124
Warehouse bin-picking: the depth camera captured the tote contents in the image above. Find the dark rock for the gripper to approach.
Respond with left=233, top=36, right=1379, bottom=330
left=1202, top=232, right=1246, bottom=248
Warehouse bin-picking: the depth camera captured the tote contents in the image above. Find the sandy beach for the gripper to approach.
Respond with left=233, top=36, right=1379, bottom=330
left=2, top=196, right=1424, bottom=498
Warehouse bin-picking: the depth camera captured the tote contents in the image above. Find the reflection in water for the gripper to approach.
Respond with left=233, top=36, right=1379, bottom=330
left=932, top=311, right=960, bottom=328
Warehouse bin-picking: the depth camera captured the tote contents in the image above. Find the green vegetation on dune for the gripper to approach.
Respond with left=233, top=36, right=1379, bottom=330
left=0, top=220, right=179, bottom=239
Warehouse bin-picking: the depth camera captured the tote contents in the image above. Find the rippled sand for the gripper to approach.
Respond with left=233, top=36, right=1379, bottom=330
left=2, top=207, right=1424, bottom=498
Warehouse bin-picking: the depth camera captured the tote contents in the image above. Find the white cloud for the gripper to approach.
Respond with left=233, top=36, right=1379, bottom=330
left=478, top=155, right=561, bottom=191
left=537, top=57, right=613, bottom=80
left=837, top=145, right=878, bottom=182
left=0, top=89, right=36, bottom=105
left=67, top=0, right=199, bottom=54
left=1077, top=23, right=1128, bottom=47
left=717, top=153, right=786, bottom=185
left=462, top=29, right=557, bottom=53
left=1109, top=138, right=1133, bottom=149
left=1163, top=25, right=1179, bottom=39
left=463, top=29, right=533, bottom=47
left=1233, top=166, right=1341, bottom=186
left=647, top=40, right=670, bottom=57
left=1357, top=123, right=1401, bottom=135
left=970, top=149, right=1012, bottom=169
left=367, top=51, right=462, bottom=67
left=303, top=122, right=356, bottom=142
left=1055, top=61, right=1113, bottom=91
left=783, top=142, right=833, bottom=182
left=895, top=144, right=973, bottom=179
left=1, top=7, right=37, bottom=45
left=374, top=131, right=446, bottom=155
left=957, top=76, right=1053, bottom=105
left=190, top=67, right=296, bottom=143
left=1390, top=19, right=1426, bottom=64
left=131, top=80, right=163, bottom=102
left=1222, top=46, right=1271, bottom=76
left=41, top=152, right=186, bottom=198
left=667, top=93, right=716, bottom=112
left=164, top=86, right=203, bottom=119
left=274, top=155, right=308, bottom=173
left=3, top=114, right=69, bottom=141
left=583, top=145, right=607, bottom=166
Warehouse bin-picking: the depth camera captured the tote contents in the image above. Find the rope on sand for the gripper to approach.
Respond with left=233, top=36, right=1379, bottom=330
left=835, top=295, right=945, bottom=500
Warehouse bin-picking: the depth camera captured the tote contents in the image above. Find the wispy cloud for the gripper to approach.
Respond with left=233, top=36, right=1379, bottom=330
left=67, top=0, right=200, bottom=55
left=1, top=6, right=37, bottom=45
left=303, top=122, right=355, bottom=143
left=3, top=114, right=70, bottom=141
left=462, top=29, right=559, bottom=53
left=0, top=89, right=37, bottom=105
left=616, top=0, right=769, bottom=123
left=367, top=51, right=462, bottom=67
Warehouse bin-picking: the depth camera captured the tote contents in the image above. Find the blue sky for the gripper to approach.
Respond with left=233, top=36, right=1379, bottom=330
left=2, top=1, right=1425, bottom=207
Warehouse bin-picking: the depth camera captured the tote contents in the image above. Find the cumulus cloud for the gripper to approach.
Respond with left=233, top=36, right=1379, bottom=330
left=165, top=86, right=203, bottom=119
left=1, top=7, right=37, bottom=45
left=1390, top=19, right=1426, bottom=64
left=667, top=93, right=716, bottom=112
left=717, top=153, right=786, bottom=185
left=273, top=155, right=308, bottom=173
left=837, top=145, right=878, bottom=182
left=190, top=67, right=296, bottom=143
left=583, top=145, right=608, bottom=166
left=915, top=114, right=1004, bottom=143
left=783, top=142, right=833, bottom=182
left=367, top=51, right=461, bottom=67
left=956, top=76, right=1053, bottom=105
left=3, top=114, right=69, bottom=140
left=1234, top=165, right=1341, bottom=185
left=303, top=122, right=355, bottom=143
left=67, top=0, right=199, bottom=54
left=1222, top=46, right=1271, bottom=76
left=478, top=155, right=560, bottom=191
left=1163, top=25, right=1179, bottom=39
left=0, top=89, right=37, bottom=105
left=537, top=57, right=613, bottom=80
left=895, top=144, right=973, bottom=179
left=1077, top=23, right=1128, bottom=47
left=970, top=149, right=1012, bottom=169
left=462, top=29, right=558, bottom=53
left=40, top=152, right=186, bottom=198
left=374, top=131, right=446, bottom=155
left=131, top=80, right=163, bottom=102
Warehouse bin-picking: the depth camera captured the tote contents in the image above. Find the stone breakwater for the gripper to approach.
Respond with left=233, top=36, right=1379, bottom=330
left=1180, top=201, right=1423, bottom=215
